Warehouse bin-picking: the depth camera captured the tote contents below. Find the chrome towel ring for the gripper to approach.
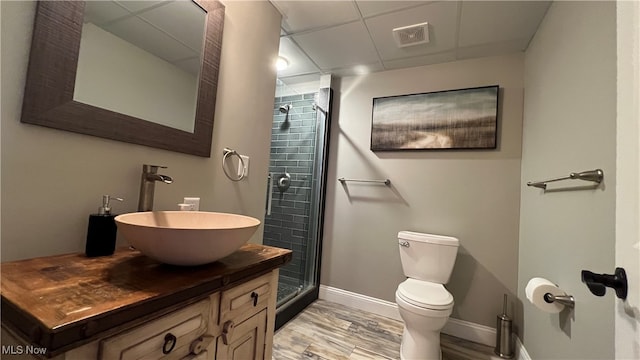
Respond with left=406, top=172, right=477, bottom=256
left=222, top=147, right=246, bottom=181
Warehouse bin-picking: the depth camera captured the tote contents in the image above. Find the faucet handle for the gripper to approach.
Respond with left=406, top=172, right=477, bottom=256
left=143, top=164, right=168, bottom=173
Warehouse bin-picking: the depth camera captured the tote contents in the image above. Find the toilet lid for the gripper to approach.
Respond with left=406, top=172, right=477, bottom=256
left=397, top=279, right=453, bottom=310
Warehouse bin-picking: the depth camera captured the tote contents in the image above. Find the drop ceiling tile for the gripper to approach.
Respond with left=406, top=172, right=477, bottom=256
left=278, top=74, right=321, bottom=87
left=293, top=22, right=379, bottom=70
left=383, top=51, right=456, bottom=70
left=459, top=1, right=551, bottom=47
left=84, top=1, right=130, bottom=25
left=115, top=0, right=168, bottom=13
left=275, top=75, right=321, bottom=97
left=365, top=1, right=459, bottom=61
left=104, top=17, right=195, bottom=62
left=272, top=1, right=360, bottom=33
left=277, top=37, right=320, bottom=78
left=456, top=39, right=529, bottom=60
left=355, top=1, right=432, bottom=18
left=328, top=62, right=385, bottom=78
left=137, top=0, right=206, bottom=51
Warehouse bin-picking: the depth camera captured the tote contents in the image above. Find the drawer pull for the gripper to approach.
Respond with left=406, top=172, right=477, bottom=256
left=222, top=320, right=235, bottom=345
left=251, top=292, right=259, bottom=307
left=162, top=333, right=177, bottom=354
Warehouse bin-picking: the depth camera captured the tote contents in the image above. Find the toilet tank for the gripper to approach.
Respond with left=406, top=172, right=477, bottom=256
left=398, top=231, right=459, bottom=284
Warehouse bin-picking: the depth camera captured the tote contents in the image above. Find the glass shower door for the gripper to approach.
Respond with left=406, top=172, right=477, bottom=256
left=263, top=78, right=331, bottom=328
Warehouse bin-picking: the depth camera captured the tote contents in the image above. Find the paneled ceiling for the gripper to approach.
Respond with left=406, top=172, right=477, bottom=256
left=271, top=1, right=551, bottom=80
left=84, top=1, right=551, bottom=83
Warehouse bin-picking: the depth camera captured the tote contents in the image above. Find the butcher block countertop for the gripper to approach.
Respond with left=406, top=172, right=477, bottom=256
left=1, top=244, right=292, bottom=356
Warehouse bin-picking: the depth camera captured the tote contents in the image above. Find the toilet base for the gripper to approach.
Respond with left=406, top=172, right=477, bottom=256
left=399, top=326, right=442, bottom=360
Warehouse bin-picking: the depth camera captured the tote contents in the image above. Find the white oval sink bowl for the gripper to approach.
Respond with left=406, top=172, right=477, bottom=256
left=114, top=211, right=260, bottom=266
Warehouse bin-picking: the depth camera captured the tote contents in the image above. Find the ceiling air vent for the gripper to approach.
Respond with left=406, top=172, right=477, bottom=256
left=392, top=22, right=429, bottom=48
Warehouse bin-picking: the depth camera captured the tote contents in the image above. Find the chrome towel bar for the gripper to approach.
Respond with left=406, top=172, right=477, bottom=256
left=338, top=178, right=391, bottom=186
left=527, top=169, right=603, bottom=190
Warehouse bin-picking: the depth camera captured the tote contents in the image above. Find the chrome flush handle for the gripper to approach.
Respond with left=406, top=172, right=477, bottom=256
left=399, top=241, right=410, bottom=247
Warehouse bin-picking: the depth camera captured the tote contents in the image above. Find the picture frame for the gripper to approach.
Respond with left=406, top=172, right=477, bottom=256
left=370, top=85, right=499, bottom=151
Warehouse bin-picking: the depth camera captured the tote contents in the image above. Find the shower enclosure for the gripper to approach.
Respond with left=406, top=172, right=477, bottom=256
left=263, top=77, right=332, bottom=328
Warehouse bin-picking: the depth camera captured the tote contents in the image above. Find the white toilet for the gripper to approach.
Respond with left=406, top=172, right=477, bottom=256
left=395, top=231, right=459, bottom=360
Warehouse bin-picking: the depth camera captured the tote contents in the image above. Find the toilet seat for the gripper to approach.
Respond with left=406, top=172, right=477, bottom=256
left=396, top=292, right=452, bottom=319
left=397, top=279, right=453, bottom=311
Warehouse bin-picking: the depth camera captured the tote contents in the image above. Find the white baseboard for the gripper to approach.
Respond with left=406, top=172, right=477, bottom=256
left=318, top=285, right=529, bottom=359
left=515, top=336, right=531, bottom=360
left=442, top=317, right=495, bottom=347
left=318, top=284, right=402, bottom=321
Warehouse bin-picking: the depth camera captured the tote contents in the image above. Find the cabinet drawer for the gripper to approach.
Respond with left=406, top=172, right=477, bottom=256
left=100, top=295, right=218, bottom=360
left=220, top=273, right=272, bottom=324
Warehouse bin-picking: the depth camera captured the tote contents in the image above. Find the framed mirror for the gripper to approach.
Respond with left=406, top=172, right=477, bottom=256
left=21, top=0, right=225, bottom=157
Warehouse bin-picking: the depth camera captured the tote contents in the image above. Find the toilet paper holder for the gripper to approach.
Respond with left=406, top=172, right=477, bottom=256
left=543, top=293, right=575, bottom=308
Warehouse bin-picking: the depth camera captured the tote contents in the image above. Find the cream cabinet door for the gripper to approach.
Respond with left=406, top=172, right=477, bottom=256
left=215, top=309, right=267, bottom=360
left=100, top=295, right=219, bottom=360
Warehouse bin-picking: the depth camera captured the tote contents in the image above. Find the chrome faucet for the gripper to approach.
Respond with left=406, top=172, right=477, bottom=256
left=138, top=164, right=173, bottom=211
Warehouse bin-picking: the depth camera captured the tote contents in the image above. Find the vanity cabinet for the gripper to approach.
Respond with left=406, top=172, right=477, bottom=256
left=96, top=271, right=277, bottom=360
left=0, top=245, right=290, bottom=360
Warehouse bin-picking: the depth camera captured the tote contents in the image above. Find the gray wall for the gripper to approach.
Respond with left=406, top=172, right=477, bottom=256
left=1, top=1, right=281, bottom=261
left=519, top=2, right=616, bottom=359
left=322, top=54, right=524, bottom=329
left=264, top=93, right=318, bottom=284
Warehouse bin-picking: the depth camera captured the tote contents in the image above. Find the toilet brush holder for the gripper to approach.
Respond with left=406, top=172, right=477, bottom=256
left=495, top=294, right=514, bottom=359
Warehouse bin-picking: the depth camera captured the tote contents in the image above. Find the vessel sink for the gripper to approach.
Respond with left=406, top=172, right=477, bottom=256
left=114, top=211, right=261, bottom=266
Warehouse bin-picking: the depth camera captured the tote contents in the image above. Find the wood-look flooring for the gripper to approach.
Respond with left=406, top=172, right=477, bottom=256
left=273, top=300, right=501, bottom=360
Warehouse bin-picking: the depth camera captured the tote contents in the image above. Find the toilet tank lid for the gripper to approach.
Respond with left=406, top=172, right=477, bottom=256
left=398, top=231, right=459, bottom=246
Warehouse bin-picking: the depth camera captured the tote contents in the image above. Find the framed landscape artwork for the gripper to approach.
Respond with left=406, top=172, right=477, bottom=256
left=370, top=85, right=499, bottom=151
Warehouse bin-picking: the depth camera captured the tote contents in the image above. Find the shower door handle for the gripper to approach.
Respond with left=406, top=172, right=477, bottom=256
left=266, top=172, right=274, bottom=216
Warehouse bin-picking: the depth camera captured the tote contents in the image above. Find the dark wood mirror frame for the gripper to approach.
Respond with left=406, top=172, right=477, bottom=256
left=21, top=0, right=224, bottom=157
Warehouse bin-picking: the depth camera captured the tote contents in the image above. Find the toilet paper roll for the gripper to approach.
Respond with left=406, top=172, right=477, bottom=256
left=525, top=277, right=565, bottom=313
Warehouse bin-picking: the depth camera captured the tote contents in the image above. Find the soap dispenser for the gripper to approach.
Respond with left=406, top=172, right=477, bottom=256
left=85, top=195, right=123, bottom=257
